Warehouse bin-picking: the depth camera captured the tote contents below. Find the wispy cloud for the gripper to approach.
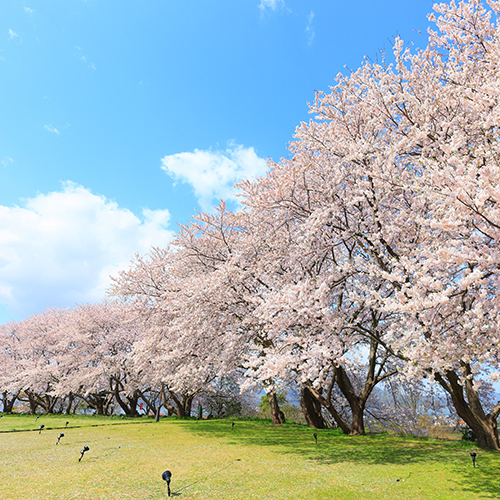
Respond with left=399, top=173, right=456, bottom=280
left=8, top=30, right=18, bottom=41
left=161, top=142, right=268, bottom=212
left=1, top=157, right=13, bottom=168
left=44, top=125, right=60, bottom=135
left=259, top=0, right=285, bottom=13
left=24, top=7, right=34, bottom=14
left=79, top=55, right=96, bottom=70
left=75, top=47, right=96, bottom=70
left=305, top=11, right=315, bottom=46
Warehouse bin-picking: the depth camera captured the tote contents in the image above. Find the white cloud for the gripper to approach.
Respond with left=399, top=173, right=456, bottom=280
left=24, top=7, right=34, bottom=14
left=44, top=124, right=60, bottom=134
left=0, top=182, right=174, bottom=319
left=161, top=143, right=268, bottom=212
left=259, top=0, right=285, bottom=13
left=306, top=11, right=315, bottom=46
left=8, top=30, right=18, bottom=40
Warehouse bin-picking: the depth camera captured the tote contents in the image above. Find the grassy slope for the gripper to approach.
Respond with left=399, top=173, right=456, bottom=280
left=0, top=414, right=498, bottom=499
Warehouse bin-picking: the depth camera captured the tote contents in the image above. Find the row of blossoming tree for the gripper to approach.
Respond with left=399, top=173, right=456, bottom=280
left=0, top=0, right=499, bottom=449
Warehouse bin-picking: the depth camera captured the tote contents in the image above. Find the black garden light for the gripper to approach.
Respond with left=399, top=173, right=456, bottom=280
left=38, top=424, right=44, bottom=435
left=313, top=432, right=318, bottom=444
left=65, top=421, right=69, bottom=427
left=231, top=422, right=235, bottom=429
left=79, top=445, right=90, bottom=462
left=56, top=433, right=64, bottom=445
left=162, top=470, right=172, bottom=497
left=470, top=451, right=477, bottom=468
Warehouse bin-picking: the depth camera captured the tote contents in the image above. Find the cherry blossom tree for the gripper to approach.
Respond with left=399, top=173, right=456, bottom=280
left=231, top=0, right=500, bottom=445
left=0, top=309, right=69, bottom=414
left=111, top=239, right=245, bottom=418
left=52, top=301, right=144, bottom=416
left=0, top=322, right=23, bottom=413
left=244, top=0, right=500, bottom=446
left=356, top=0, right=500, bottom=449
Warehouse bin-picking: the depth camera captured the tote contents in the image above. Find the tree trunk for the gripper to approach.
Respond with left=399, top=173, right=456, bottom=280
left=334, top=314, right=397, bottom=435
left=64, top=393, right=75, bottom=415
left=166, top=389, right=197, bottom=417
left=136, top=388, right=159, bottom=416
left=306, top=383, right=351, bottom=434
left=94, top=398, right=105, bottom=415
left=154, top=406, right=162, bottom=422
left=82, top=392, right=111, bottom=415
left=1, top=391, right=18, bottom=413
left=184, top=395, right=194, bottom=417
left=111, top=379, right=139, bottom=416
left=333, top=366, right=368, bottom=435
left=44, top=394, right=58, bottom=414
left=24, top=391, right=40, bottom=414
left=168, top=391, right=186, bottom=417
left=300, top=386, right=325, bottom=429
left=267, top=391, right=285, bottom=425
left=435, top=369, right=500, bottom=450
left=350, top=401, right=366, bottom=435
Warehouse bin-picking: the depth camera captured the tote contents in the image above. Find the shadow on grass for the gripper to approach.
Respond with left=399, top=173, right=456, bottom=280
left=455, top=455, right=500, bottom=499
left=178, top=418, right=500, bottom=498
left=0, top=413, right=156, bottom=433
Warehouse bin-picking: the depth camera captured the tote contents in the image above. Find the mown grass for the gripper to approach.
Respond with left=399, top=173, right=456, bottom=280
left=0, top=414, right=498, bottom=499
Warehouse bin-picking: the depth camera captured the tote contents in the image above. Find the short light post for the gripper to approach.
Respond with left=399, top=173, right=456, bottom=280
left=79, top=445, right=90, bottom=462
left=162, top=470, right=172, bottom=497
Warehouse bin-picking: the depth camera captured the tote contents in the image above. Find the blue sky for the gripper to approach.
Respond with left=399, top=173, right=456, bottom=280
left=0, top=0, right=436, bottom=323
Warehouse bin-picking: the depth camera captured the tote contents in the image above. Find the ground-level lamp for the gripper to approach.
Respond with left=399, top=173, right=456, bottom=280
left=162, top=470, right=172, bottom=497
left=79, top=445, right=90, bottom=462
left=470, top=451, right=477, bottom=468
left=38, top=424, right=44, bottom=435
left=56, top=433, right=64, bottom=445
left=313, top=432, right=318, bottom=444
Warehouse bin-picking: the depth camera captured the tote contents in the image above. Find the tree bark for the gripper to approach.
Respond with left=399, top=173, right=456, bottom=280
left=349, top=401, right=366, bottom=435
left=136, top=388, right=159, bottom=416
left=80, top=391, right=113, bottom=415
left=20, top=391, right=41, bottom=414
left=300, top=386, right=325, bottom=429
left=335, top=366, right=367, bottom=435
left=435, top=369, right=500, bottom=450
left=64, top=393, right=75, bottom=415
left=165, top=388, right=197, bottom=417
left=267, top=391, right=286, bottom=425
left=1, top=391, right=18, bottom=413
left=113, top=382, right=140, bottom=416
left=306, top=383, right=351, bottom=434
left=333, top=334, right=397, bottom=435
left=44, top=394, right=58, bottom=414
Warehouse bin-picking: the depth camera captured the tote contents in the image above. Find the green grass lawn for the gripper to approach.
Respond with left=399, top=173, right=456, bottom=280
left=0, top=414, right=498, bottom=499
